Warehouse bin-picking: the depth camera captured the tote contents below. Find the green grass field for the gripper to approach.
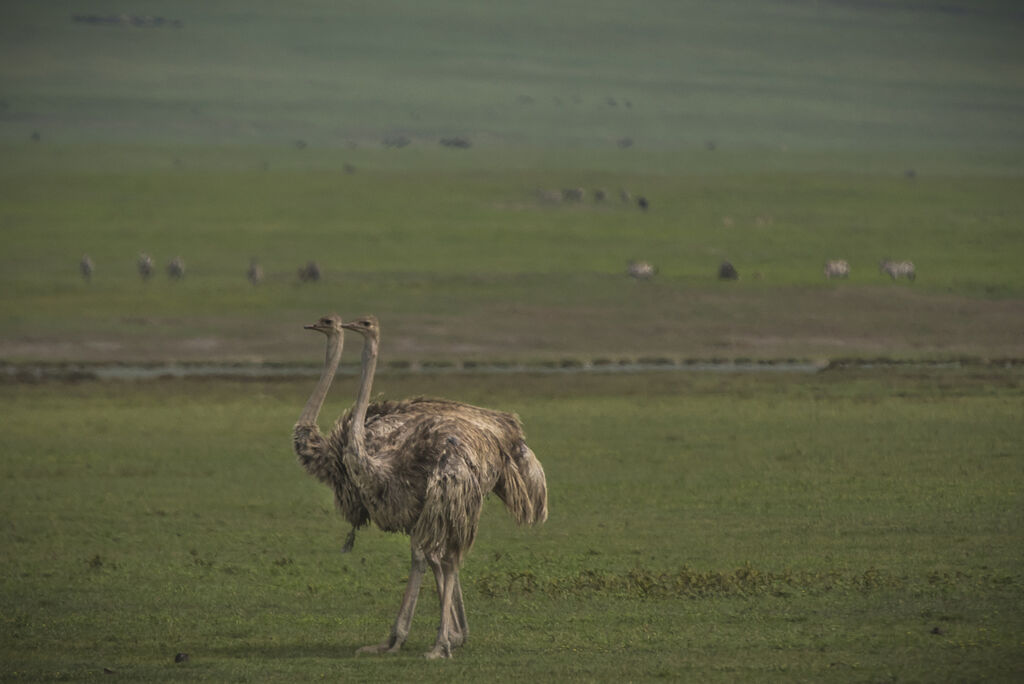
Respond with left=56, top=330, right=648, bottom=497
left=2, top=1, right=1023, bottom=681
left=2, top=144, right=1023, bottom=363
left=1, top=370, right=1022, bottom=681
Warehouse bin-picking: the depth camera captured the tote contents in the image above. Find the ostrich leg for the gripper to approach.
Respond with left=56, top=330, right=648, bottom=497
left=449, top=573, right=468, bottom=647
left=428, top=560, right=466, bottom=647
left=421, top=557, right=458, bottom=659
left=358, top=545, right=428, bottom=654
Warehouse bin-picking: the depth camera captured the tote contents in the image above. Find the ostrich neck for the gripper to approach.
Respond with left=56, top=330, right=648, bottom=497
left=297, top=333, right=344, bottom=425
left=348, top=337, right=379, bottom=452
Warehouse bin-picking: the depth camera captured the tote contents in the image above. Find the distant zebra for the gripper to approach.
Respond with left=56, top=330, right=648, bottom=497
left=718, top=261, right=739, bottom=280
left=80, top=254, right=94, bottom=282
left=167, top=256, right=185, bottom=280
left=562, top=187, right=584, bottom=202
left=298, top=261, right=321, bottom=282
left=627, top=260, right=656, bottom=280
left=879, top=259, right=915, bottom=281
left=247, top=259, right=264, bottom=286
left=137, top=253, right=153, bottom=281
left=823, top=259, right=850, bottom=279
left=536, top=188, right=562, bottom=204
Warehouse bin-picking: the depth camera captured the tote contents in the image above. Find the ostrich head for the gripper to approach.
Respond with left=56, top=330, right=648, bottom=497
left=304, top=313, right=344, bottom=337
left=341, top=315, right=380, bottom=343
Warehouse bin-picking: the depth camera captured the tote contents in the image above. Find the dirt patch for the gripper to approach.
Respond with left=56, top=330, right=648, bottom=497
left=1, top=287, right=1021, bottom=363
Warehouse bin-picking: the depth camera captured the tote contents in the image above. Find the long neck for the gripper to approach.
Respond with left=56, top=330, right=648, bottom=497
left=348, top=336, right=379, bottom=451
left=297, top=332, right=344, bottom=425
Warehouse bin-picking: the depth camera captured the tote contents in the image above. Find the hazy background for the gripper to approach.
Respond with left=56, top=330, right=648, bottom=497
left=1, top=0, right=1022, bottom=363
left=4, top=1, right=1022, bottom=152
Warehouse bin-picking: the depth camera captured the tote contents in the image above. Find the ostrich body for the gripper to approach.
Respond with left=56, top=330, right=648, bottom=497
left=292, top=315, right=547, bottom=659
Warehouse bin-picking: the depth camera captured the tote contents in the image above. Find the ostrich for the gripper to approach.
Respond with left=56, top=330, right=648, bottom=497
left=247, top=259, right=263, bottom=286
left=80, top=254, right=94, bottom=282
left=293, top=315, right=547, bottom=659
left=167, top=256, right=185, bottom=280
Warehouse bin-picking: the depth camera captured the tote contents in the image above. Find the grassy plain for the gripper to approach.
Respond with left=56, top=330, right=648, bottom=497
left=1, top=370, right=1022, bottom=681
left=2, top=144, right=1023, bottom=363
left=2, top=0, right=1023, bottom=363
left=1, top=2, right=1023, bottom=681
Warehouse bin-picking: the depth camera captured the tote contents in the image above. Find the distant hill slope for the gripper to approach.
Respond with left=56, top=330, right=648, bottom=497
left=1, top=0, right=1022, bottom=151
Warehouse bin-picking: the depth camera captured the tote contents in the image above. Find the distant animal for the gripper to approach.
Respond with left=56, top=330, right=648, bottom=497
left=80, top=255, right=94, bottom=282
left=594, top=189, right=606, bottom=202
left=439, top=137, right=471, bottom=149
left=137, top=253, right=153, bottom=281
left=293, top=315, right=547, bottom=659
left=536, top=189, right=562, bottom=204
left=562, top=187, right=584, bottom=202
left=824, top=259, right=850, bottom=279
left=247, top=259, right=264, bottom=286
left=718, top=261, right=739, bottom=280
left=619, top=188, right=632, bottom=203
left=879, top=260, right=915, bottom=281
left=636, top=196, right=649, bottom=212
left=627, top=260, right=656, bottom=280
left=167, top=256, right=185, bottom=280
left=298, top=261, right=321, bottom=282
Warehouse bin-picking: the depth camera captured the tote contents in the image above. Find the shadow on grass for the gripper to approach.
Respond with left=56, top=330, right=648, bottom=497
left=203, top=642, right=363, bottom=660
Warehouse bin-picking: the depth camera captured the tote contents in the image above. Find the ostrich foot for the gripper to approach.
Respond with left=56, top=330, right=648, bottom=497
left=424, top=643, right=452, bottom=660
left=424, top=631, right=461, bottom=659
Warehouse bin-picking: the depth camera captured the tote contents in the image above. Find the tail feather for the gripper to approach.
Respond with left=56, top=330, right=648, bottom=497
left=495, top=444, right=548, bottom=526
